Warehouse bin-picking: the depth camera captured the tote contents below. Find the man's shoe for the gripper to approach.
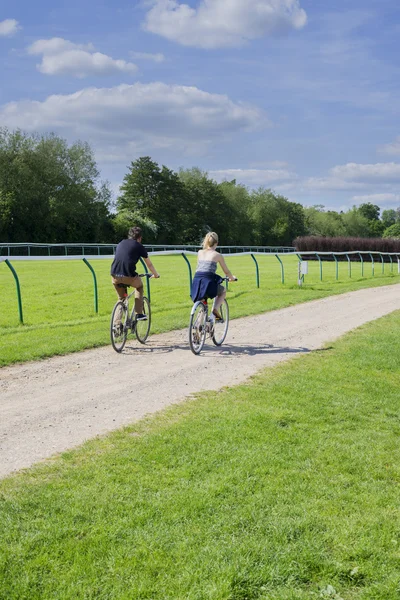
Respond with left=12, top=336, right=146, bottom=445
left=212, top=309, right=222, bottom=321
left=136, top=313, right=148, bottom=321
left=113, top=323, right=123, bottom=336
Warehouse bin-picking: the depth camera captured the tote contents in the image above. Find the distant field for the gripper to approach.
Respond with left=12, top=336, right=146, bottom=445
left=0, top=253, right=399, bottom=366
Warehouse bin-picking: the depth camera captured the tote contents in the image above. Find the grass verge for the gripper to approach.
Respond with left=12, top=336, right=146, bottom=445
left=1, top=312, right=400, bottom=599
left=1, top=254, right=399, bottom=366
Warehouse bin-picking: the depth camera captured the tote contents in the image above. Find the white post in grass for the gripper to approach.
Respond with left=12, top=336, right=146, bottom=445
left=298, top=260, right=308, bottom=286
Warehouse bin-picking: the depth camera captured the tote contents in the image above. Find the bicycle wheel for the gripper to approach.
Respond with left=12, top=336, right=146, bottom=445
left=211, top=299, right=229, bottom=346
left=110, top=301, right=129, bottom=352
left=135, top=297, right=151, bottom=344
left=189, top=302, right=207, bottom=355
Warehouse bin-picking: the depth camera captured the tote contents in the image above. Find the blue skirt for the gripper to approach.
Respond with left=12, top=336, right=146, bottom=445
left=190, top=272, right=223, bottom=302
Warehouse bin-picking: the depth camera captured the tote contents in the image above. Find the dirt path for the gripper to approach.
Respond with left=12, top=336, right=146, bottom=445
left=1, top=284, right=400, bottom=478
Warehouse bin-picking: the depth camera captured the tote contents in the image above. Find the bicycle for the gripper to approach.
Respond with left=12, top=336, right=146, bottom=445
left=188, top=277, right=236, bottom=355
left=110, top=273, right=152, bottom=353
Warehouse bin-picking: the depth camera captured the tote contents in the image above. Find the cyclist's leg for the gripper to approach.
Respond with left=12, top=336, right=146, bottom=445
left=111, top=276, right=130, bottom=300
left=132, top=275, right=144, bottom=314
left=213, top=285, right=226, bottom=316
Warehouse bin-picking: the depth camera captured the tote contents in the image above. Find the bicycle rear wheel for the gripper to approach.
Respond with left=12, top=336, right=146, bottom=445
left=111, top=301, right=129, bottom=352
left=189, top=302, right=207, bottom=355
left=211, top=299, right=229, bottom=346
left=135, top=297, right=151, bottom=344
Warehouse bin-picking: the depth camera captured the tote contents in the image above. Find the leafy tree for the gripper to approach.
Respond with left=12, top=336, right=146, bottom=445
left=357, top=202, right=384, bottom=236
left=112, top=209, right=158, bottom=242
left=0, top=128, right=112, bottom=242
left=248, top=189, right=306, bottom=246
left=179, top=167, right=231, bottom=243
left=305, top=206, right=345, bottom=238
left=358, top=202, right=380, bottom=222
left=218, top=180, right=253, bottom=245
left=118, top=157, right=189, bottom=243
left=341, top=207, right=371, bottom=237
left=383, top=223, right=400, bottom=239
left=381, top=209, right=397, bottom=229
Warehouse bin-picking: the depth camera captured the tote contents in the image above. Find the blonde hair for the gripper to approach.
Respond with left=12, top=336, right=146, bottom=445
left=202, top=231, right=219, bottom=249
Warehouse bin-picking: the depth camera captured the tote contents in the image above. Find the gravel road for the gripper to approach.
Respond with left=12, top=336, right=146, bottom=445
left=1, top=284, right=400, bottom=478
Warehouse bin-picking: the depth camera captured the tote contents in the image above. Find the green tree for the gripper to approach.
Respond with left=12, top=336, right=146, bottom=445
left=218, top=180, right=253, bottom=245
left=248, top=189, right=306, bottom=246
left=118, top=157, right=188, bottom=243
left=383, top=223, right=400, bottom=239
left=0, top=128, right=112, bottom=242
left=305, top=206, right=345, bottom=237
left=357, top=202, right=384, bottom=236
left=179, top=167, right=231, bottom=243
left=341, top=207, right=371, bottom=237
left=381, top=209, right=396, bottom=229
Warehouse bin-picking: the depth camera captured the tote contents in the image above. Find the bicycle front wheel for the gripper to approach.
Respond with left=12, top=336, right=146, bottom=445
left=189, top=302, right=207, bottom=355
left=211, top=299, right=229, bottom=346
left=135, top=297, right=151, bottom=344
left=111, top=301, right=128, bottom=353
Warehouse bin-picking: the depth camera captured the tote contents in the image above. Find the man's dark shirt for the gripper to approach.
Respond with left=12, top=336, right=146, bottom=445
left=110, top=239, right=148, bottom=278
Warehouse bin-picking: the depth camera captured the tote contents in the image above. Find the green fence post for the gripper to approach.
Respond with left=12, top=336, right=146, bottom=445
left=181, top=252, right=193, bottom=296
left=379, top=253, right=384, bottom=274
left=389, top=254, right=393, bottom=273
left=4, top=259, right=23, bottom=324
left=358, top=252, right=364, bottom=277
left=250, top=253, right=260, bottom=288
left=332, top=253, right=339, bottom=280
left=345, top=254, right=351, bottom=278
left=139, top=257, right=151, bottom=302
left=315, top=253, right=323, bottom=281
left=275, top=254, right=284, bottom=284
left=369, top=253, right=374, bottom=277
left=82, top=258, right=98, bottom=313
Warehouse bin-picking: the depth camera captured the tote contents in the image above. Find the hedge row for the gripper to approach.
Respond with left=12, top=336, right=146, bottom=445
left=294, top=236, right=400, bottom=254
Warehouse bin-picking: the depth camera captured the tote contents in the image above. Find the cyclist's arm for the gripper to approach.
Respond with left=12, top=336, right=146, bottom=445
left=143, top=256, right=160, bottom=278
left=217, top=254, right=236, bottom=281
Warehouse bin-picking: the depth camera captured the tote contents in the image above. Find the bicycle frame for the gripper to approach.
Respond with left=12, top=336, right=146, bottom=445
left=119, top=273, right=151, bottom=325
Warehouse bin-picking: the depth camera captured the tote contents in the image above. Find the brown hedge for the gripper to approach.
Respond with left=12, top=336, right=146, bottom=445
left=294, top=236, right=400, bottom=253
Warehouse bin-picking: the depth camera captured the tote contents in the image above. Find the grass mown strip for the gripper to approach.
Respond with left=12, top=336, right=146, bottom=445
left=1, top=254, right=400, bottom=366
left=1, top=313, right=400, bottom=599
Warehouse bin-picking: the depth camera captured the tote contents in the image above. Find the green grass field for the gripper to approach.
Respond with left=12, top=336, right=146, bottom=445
left=1, top=311, right=400, bottom=599
left=0, top=253, right=399, bottom=366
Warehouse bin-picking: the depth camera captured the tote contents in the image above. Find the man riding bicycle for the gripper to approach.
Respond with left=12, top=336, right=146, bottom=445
left=111, top=226, right=159, bottom=320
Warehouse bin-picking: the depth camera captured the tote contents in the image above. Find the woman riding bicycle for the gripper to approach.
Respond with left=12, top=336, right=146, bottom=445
left=190, top=232, right=236, bottom=319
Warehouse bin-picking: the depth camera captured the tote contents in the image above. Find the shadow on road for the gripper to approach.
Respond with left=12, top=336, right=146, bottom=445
left=208, top=343, right=311, bottom=356
left=122, top=341, right=312, bottom=357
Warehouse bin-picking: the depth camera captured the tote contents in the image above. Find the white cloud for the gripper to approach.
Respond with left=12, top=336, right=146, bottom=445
left=330, top=162, right=400, bottom=182
left=0, top=83, right=265, bottom=159
left=250, top=160, right=289, bottom=169
left=379, top=137, right=400, bottom=156
left=143, top=0, right=307, bottom=49
left=352, top=193, right=400, bottom=205
left=283, top=177, right=369, bottom=193
left=130, top=51, right=165, bottom=63
left=0, top=18, right=20, bottom=37
left=209, top=168, right=296, bottom=186
left=27, top=38, right=137, bottom=78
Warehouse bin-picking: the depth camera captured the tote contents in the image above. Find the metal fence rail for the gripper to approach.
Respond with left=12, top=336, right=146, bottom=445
left=0, top=243, right=296, bottom=257
left=2, top=250, right=400, bottom=324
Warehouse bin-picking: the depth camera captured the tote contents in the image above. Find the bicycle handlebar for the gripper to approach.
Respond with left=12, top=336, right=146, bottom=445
left=221, top=276, right=238, bottom=282
left=139, top=273, right=156, bottom=278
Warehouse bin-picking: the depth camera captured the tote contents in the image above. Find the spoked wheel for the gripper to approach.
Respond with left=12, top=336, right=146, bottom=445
left=211, top=299, right=229, bottom=346
left=189, top=302, right=207, bottom=355
left=135, top=297, right=151, bottom=344
left=111, top=301, right=129, bottom=353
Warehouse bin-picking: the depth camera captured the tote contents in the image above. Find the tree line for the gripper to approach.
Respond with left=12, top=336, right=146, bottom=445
left=1, top=128, right=400, bottom=245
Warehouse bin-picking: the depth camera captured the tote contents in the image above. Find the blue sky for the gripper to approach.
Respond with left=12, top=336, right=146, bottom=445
left=2, top=0, right=400, bottom=211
